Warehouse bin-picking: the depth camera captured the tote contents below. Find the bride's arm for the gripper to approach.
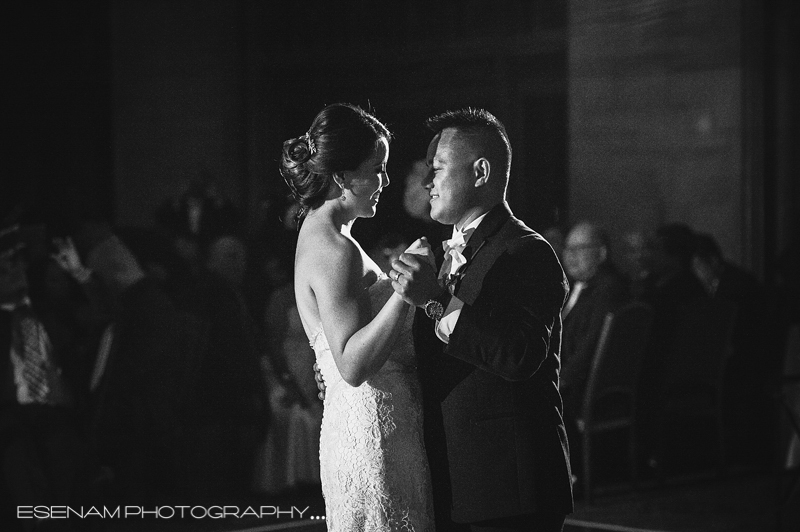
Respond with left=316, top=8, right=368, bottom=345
left=312, top=240, right=409, bottom=387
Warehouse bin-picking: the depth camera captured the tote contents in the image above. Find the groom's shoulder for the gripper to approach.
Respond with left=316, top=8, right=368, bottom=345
left=502, top=215, right=550, bottom=251
left=502, top=216, right=565, bottom=277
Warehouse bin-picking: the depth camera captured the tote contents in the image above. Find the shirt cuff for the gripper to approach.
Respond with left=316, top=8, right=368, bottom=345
left=435, top=295, right=465, bottom=344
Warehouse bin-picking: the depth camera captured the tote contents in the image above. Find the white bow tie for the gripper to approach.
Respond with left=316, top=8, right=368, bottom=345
left=443, top=226, right=475, bottom=253
left=440, top=228, right=474, bottom=280
left=443, top=233, right=466, bottom=253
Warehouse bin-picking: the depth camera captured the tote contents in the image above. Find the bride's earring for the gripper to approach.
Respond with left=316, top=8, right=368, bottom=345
left=335, top=175, right=346, bottom=201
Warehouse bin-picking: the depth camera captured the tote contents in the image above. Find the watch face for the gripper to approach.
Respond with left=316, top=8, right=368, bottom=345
left=425, top=300, right=444, bottom=320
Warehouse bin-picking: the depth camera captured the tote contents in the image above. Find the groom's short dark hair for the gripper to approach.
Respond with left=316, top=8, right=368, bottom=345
left=425, top=108, right=512, bottom=181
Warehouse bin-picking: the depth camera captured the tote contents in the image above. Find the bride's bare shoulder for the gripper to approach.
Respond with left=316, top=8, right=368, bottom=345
left=295, top=223, right=361, bottom=280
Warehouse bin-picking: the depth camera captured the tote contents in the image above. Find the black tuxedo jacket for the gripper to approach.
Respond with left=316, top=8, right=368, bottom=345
left=414, top=202, right=574, bottom=524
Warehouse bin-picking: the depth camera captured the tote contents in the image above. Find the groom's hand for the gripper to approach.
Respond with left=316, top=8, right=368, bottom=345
left=390, top=252, right=443, bottom=307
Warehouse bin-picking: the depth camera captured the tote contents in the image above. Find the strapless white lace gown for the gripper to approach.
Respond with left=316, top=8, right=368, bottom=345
left=310, top=276, right=434, bottom=532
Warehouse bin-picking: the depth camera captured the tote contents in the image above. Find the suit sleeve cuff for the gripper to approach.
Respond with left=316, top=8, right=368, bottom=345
left=435, top=295, right=465, bottom=344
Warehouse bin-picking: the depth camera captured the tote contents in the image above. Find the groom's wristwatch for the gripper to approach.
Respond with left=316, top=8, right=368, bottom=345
left=423, top=291, right=451, bottom=322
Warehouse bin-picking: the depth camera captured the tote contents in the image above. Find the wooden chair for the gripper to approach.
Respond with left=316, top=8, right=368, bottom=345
left=577, top=301, right=654, bottom=502
left=656, top=297, right=738, bottom=482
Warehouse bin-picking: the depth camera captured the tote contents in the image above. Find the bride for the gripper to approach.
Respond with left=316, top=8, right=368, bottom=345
left=279, top=103, right=434, bottom=532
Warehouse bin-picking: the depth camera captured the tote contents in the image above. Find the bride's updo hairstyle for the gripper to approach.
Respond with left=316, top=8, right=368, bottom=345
left=280, top=103, right=391, bottom=220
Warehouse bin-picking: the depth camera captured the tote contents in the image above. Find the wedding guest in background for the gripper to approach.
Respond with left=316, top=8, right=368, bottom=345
left=154, top=175, right=242, bottom=250
left=0, top=224, right=92, bottom=528
left=559, top=221, right=629, bottom=488
left=368, top=232, right=410, bottom=275
left=692, top=232, right=773, bottom=467
left=180, top=233, right=269, bottom=502
left=112, top=226, right=197, bottom=312
left=619, top=229, right=650, bottom=299
left=83, top=226, right=188, bottom=505
left=255, top=242, right=322, bottom=496
left=153, top=176, right=243, bottom=299
left=635, top=222, right=707, bottom=471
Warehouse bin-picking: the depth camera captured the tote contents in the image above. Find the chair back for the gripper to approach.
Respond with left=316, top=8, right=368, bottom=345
left=581, top=301, right=655, bottom=423
left=779, top=324, right=800, bottom=469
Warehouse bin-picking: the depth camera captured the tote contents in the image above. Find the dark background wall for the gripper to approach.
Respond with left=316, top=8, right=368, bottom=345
left=569, top=0, right=745, bottom=263
left=568, top=0, right=796, bottom=278
left=4, top=0, right=798, bottom=279
left=5, top=0, right=114, bottom=226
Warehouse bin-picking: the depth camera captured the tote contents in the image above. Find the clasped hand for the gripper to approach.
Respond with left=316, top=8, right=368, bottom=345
left=389, top=237, right=442, bottom=307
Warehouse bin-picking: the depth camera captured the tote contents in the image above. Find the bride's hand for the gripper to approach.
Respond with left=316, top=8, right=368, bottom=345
left=390, top=237, right=442, bottom=307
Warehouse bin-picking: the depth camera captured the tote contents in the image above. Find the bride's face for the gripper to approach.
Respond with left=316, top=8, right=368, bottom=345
left=343, top=137, right=390, bottom=218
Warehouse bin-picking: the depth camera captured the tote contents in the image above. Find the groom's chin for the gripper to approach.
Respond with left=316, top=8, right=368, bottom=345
left=429, top=211, right=450, bottom=225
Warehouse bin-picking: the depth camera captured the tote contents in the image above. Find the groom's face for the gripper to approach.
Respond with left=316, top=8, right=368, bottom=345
left=424, top=128, right=478, bottom=227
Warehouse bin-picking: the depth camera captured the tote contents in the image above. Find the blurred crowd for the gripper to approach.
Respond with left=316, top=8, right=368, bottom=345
left=0, top=163, right=444, bottom=531
left=548, top=219, right=799, bottom=492
left=1, top=168, right=798, bottom=531
left=1, top=182, right=318, bottom=532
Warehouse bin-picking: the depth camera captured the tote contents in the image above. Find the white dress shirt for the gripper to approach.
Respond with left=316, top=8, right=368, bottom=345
left=435, top=214, right=488, bottom=344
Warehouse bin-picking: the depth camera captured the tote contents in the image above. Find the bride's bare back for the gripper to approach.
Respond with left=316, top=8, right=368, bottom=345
left=294, top=215, right=379, bottom=338
left=294, top=213, right=408, bottom=387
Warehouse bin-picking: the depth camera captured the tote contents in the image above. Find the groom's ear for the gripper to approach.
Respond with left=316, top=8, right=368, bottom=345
left=473, top=158, right=490, bottom=188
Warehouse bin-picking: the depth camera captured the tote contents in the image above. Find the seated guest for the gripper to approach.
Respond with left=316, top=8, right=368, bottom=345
left=693, top=232, right=773, bottom=466
left=638, top=223, right=706, bottom=309
left=559, top=221, right=629, bottom=486
left=636, top=222, right=707, bottom=468
left=637, top=223, right=707, bottom=355
left=560, top=222, right=630, bottom=411
left=618, top=229, right=650, bottom=299
left=0, top=224, right=91, bottom=525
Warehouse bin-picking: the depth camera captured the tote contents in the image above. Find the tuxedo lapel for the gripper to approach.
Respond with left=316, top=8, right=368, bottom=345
left=462, top=203, right=511, bottom=260
left=434, top=242, right=445, bottom=271
left=452, top=203, right=511, bottom=300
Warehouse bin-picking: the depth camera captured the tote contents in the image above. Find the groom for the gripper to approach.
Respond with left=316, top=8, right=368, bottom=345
left=390, top=108, right=574, bottom=532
